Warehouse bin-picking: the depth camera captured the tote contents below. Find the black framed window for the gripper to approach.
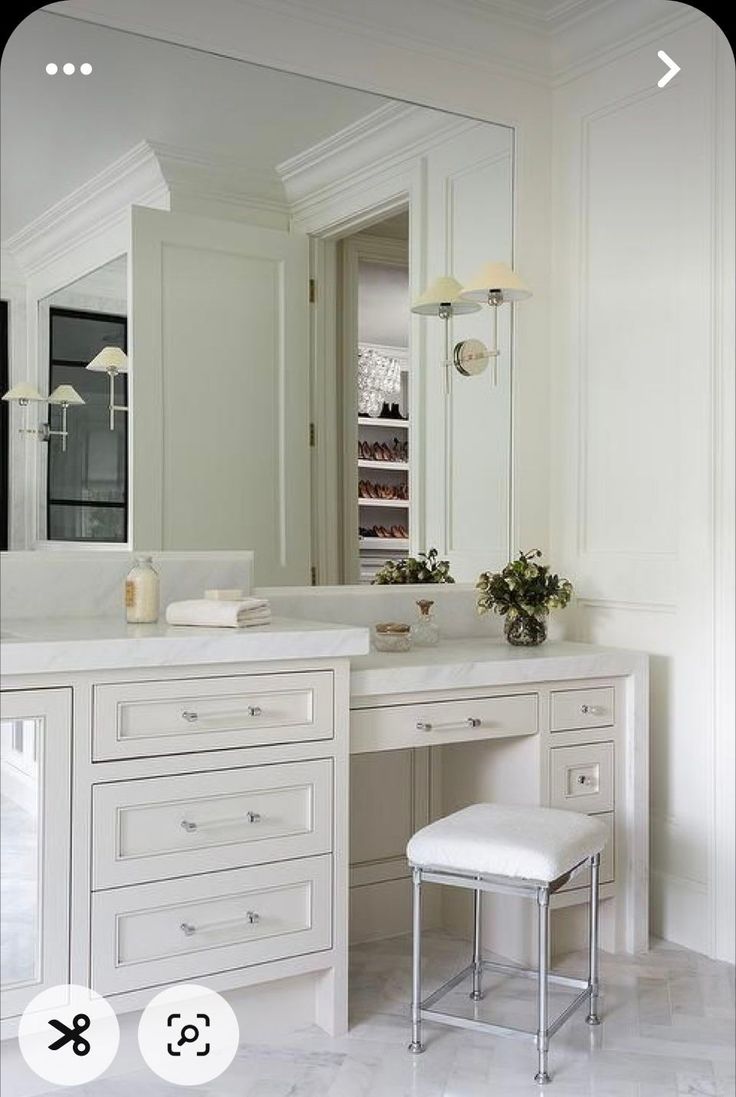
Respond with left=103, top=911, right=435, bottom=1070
left=47, top=308, right=128, bottom=543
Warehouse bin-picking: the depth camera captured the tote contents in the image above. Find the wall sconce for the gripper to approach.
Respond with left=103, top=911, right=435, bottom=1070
left=410, top=277, right=480, bottom=394
left=2, top=382, right=85, bottom=452
left=86, top=346, right=128, bottom=430
left=459, top=262, right=531, bottom=384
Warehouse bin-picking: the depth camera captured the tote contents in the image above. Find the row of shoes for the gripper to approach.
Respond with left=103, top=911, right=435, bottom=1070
left=375, top=402, right=408, bottom=421
left=359, top=524, right=409, bottom=539
left=358, top=439, right=409, bottom=463
left=359, top=480, right=408, bottom=501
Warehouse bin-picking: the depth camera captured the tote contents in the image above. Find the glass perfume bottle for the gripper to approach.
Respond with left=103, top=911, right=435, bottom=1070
left=412, top=599, right=439, bottom=646
left=125, top=555, right=160, bottom=623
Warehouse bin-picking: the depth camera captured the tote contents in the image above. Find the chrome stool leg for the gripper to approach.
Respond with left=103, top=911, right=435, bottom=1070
left=535, top=887, right=551, bottom=1085
left=408, top=866, right=424, bottom=1053
left=470, top=883, right=483, bottom=1001
left=586, top=853, right=601, bottom=1026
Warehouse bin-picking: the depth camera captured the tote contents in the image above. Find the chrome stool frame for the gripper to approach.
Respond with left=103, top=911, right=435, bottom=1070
left=408, top=853, right=601, bottom=1085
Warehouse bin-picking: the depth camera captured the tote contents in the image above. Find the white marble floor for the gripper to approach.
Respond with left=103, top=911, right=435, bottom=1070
left=36, top=933, right=735, bottom=1097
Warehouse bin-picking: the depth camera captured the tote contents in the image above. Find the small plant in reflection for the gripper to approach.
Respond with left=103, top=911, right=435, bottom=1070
left=476, top=549, right=573, bottom=646
left=372, top=548, right=455, bottom=584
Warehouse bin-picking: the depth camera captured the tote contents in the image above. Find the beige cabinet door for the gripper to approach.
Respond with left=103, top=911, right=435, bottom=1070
left=130, top=207, right=310, bottom=585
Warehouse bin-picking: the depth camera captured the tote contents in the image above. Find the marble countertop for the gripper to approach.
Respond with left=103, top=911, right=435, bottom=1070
left=349, top=638, right=647, bottom=699
left=0, top=615, right=370, bottom=677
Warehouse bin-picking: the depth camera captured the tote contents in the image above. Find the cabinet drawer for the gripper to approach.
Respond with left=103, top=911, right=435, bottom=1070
left=550, top=687, right=614, bottom=732
left=351, top=693, right=538, bottom=754
left=91, top=855, right=331, bottom=996
left=92, top=759, right=332, bottom=889
left=550, top=742, right=614, bottom=813
left=93, top=672, right=334, bottom=760
left=558, top=812, right=614, bottom=893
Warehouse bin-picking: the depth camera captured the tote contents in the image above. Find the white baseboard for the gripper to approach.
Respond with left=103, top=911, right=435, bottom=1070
left=651, top=869, right=710, bottom=956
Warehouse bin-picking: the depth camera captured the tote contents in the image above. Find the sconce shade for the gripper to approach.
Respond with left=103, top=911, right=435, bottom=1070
left=86, top=346, right=128, bottom=374
left=2, top=382, right=44, bottom=402
left=48, top=384, right=85, bottom=406
left=411, top=276, right=481, bottom=316
left=460, top=262, right=532, bottom=302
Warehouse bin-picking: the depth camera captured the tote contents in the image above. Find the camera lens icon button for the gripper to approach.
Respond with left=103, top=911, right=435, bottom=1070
left=139, top=985, right=238, bottom=1085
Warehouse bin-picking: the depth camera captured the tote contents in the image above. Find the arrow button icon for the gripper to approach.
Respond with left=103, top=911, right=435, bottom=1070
left=657, top=50, right=680, bottom=88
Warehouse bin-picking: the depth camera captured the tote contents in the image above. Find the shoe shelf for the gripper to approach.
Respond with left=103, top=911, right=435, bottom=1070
left=359, top=537, right=410, bottom=549
left=358, top=498, right=409, bottom=508
left=358, top=416, right=409, bottom=430
left=358, top=459, right=409, bottom=471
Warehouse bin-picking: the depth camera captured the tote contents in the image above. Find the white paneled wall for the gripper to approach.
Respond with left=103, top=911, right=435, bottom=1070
left=550, top=18, right=734, bottom=961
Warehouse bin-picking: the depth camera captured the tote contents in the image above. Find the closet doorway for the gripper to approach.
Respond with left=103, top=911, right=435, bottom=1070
left=337, top=211, right=410, bottom=583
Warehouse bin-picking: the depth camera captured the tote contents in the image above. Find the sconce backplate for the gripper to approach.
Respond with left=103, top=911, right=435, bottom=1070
left=453, top=338, right=492, bottom=377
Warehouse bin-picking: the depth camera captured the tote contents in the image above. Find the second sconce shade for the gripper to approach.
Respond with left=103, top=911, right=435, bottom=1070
left=411, top=276, right=481, bottom=317
left=459, top=262, right=532, bottom=304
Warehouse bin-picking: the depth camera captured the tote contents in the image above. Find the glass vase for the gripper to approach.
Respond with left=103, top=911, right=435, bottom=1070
left=504, top=613, right=547, bottom=647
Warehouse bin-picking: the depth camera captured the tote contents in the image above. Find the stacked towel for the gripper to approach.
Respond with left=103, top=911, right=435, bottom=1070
left=165, top=597, right=271, bottom=629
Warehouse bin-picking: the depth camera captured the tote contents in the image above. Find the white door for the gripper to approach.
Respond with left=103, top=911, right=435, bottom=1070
left=130, top=207, right=311, bottom=585
left=0, top=688, right=72, bottom=1020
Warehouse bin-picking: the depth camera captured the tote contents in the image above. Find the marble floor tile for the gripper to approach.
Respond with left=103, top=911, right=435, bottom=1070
left=31, top=933, right=734, bottom=1097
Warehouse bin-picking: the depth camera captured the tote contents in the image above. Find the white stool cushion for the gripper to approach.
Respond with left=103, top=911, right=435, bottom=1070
left=407, top=803, right=608, bottom=883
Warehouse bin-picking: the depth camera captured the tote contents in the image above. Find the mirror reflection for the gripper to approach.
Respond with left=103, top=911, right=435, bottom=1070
left=1, top=12, right=518, bottom=584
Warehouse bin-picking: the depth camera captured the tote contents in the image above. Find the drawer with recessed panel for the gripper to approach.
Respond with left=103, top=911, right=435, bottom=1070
left=549, top=741, right=614, bottom=813
left=91, top=854, right=332, bottom=996
left=550, top=687, right=614, bottom=733
left=92, top=671, right=334, bottom=760
left=91, top=758, right=332, bottom=888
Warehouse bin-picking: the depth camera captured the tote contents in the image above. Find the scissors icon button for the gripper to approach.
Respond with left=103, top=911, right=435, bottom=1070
left=48, top=1013, right=92, bottom=1056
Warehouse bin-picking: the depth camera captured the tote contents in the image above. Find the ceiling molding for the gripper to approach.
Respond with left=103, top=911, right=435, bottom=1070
left=3, top=137, right=291, bottom=277
left=2, top=141, right=168, bottom=277
left=277, top=102, right=476, bottom=212
left=45, top=0, right=705, bottom=88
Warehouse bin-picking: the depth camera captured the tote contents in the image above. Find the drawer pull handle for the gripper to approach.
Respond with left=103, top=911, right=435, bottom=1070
left=180, top=810, right=263, bottom=833
left=580, top=704, right=602, bottom=715
left=247, top=706, right=263, bottom=717
left=181, top=710, right=199, bottom=722
left=577, top=775, right=592, bottom=785
left=416, top=717, right=482, bottom=733
left=179, top=911, right=260, bottom=937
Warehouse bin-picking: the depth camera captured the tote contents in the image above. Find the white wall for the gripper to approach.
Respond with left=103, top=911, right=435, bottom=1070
left=549, top=17, right=734, bottom=962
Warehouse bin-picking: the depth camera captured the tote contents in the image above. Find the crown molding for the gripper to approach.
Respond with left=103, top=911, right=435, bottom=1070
left=149, top=140, right=289, bottom=216
left=2, top=141, right=168, bottom=278
left=3, top=138, right=291, bottom=279
left=46, top=0, right=705, bottom=89
left=277, top=102, right=476, bottom=214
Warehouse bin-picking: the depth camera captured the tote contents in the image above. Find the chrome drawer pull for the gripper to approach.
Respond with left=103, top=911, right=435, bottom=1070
left=580, top=704, right=602, bottom=715
left=416, top=717, right=482, bottom=733
left=180, top=810, right=263, bottom=833
left=247, top=705, right=263, bottom=717
left=181, top=706, right=263, bottom=724
left=577, top=775, right=593, bottom=785
left=181, top=710, right=199, bottom=722
left=179, top=911, right=260, bottom=937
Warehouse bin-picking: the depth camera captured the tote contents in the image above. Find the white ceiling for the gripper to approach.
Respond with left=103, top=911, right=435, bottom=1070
left=0, top=11, right=386, bottom=240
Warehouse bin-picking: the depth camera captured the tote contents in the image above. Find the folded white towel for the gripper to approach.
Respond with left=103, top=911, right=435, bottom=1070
left=166, top=599, right=272, bottom=629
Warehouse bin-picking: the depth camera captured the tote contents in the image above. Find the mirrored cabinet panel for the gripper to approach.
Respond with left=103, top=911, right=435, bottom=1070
left=0, top=689, right=71, bottom=1020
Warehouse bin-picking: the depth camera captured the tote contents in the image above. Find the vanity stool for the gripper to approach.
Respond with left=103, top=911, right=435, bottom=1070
left=406, top=803, right=608, bottom=1084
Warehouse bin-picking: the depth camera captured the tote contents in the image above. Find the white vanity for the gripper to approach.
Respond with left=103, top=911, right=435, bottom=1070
left=0, top=614, right=648, bottom=1046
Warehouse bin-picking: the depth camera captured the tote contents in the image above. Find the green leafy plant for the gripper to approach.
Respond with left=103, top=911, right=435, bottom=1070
left=476, top=550, right=573, bottom=622
left=372, top=548, right=455, bottom=585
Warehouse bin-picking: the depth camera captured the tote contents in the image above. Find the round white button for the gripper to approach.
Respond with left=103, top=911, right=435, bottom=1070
left=138, top=984, right=239, bottom=1086
left=18, top=984, right=120, bottom=1087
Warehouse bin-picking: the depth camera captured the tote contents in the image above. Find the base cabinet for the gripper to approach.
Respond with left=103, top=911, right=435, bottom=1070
left=0, top=688, right=72, bottom=1021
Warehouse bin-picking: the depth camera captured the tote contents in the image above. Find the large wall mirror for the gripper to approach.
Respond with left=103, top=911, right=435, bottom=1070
left=1, top=10, right=516, bottom=585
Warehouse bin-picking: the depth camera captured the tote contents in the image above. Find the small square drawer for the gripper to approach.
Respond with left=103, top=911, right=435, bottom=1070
left=558, top=812, right=614, bottom=892
left=92, top=758, right=332, bottom=889
left=91, top=854, right=332, bottom=996
left=550, top=687, right=614, bottom=733
left=93, top=671, right=334, bottom=761
left=550, top=742, right=614, bottom=813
